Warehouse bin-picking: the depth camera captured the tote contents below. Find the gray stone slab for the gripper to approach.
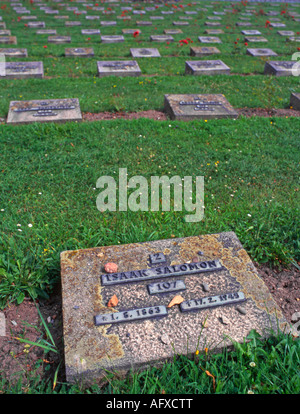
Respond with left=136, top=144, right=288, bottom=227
left=173, top=21, right=189, bottom=26
left=264, top=61, right=296, bottom=76
left=0, top=61, right=44, bottom=79
left=130, top=48, right=160, bottom=58
left=198, top=36, right=222, bottom=44
left=150, top=35, right=174, bottom=42
left=60, top=232, right=289, bottom=385
left=136, top=21, right=152, bottom=26
left=48, top=35, right=71, bottom=43
left=0, top=48, right=27, bottom=57
left=27, top=21, right=45, bottom=28
left=288, top=36, right=300, bottom=42
left=244, top=36, right=268, bottom=42
left=185, top=60, right=230, bottom=75
left=65, top=48, right=94, bottom=57
left=164, top=94, right=238, bottom=120
left=164, top=29, right=183, bottom=34
left=81, top=29, right=101, bottom=35
left=277, top=30, right=294, bottom=36
left=36, top=29, right=57, bottom=35
left=65, top=21, right=82, bottom=26
left=101, top=35, right=124, bottom=43
left=7, top=98, right=82, bottom=125
left=241, top=30, right=262, bottom=35
left=290, top=92, right=300, bottom=110
left=204, top=29, right=224, bottom=34
left=246, top=48, right=277, bottom=56
left=190, top=46, right=221, bottom=56
left=0, top=36, right=17, bottom=44
left=97, top=60, right=141, bottom=77
left=100, top=21, right=117, bottom=26
left=0, top=30, right=11, bottom=36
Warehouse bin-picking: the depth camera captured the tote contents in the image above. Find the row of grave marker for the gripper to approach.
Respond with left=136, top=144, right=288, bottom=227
left=1, top=55, right=299, bottom=78
left=5, top=92, right=300, bottom=124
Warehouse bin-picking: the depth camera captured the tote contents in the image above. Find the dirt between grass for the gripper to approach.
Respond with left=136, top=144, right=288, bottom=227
left=81, top=107, right=300, bottom=121
left=0, top=263, right=299, bottom=389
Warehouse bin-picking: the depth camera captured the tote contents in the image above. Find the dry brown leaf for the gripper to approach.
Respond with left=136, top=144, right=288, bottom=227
left=167, top=295, right=184, bottom=308
left=107, top=294, right=118, bottom=307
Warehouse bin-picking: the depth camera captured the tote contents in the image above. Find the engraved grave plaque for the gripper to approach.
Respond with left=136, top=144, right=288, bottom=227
left=97, top=60, right=141, bottom=77
left=7, top=98, right=82, bottom=125
left=101, top=35, right=124, bottom=43
left=0, top=36, right=17, bottom=44
left=190, top=46, right=221, bottom=56
left=244, top=36, right=268, bottom=43
left=48, top=35, right=71, bottom=44
left=130, top=48, right=161, bottom=58
left=65, top=48, right=94, bottom=57
left=164, top=94, right=238, bottom=120
left=185, top=60, right=230, bottom=75
left=61, top=232, right=289, bottom=385
left=246, top=48, right=277, bottom=57
left=0, top=61, right=44, bottom=79
left=198, top=36, right=222, bottom=44
left=264, top=61, right=295, bottom=76
left=0, top=48, right=27, bottom=57
left=150, top=35, right=174, bottom=42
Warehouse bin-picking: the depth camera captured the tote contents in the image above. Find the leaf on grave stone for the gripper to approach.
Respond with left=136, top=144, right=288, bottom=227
left=167, top=295, right=184, bottom=308
left=107, top=294, right=118, bottom=307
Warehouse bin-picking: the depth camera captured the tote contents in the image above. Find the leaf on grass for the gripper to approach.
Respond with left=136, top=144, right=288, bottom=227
left=107, top=294, right=118, bottom=307
left=167, top=295, right=184, bottom=308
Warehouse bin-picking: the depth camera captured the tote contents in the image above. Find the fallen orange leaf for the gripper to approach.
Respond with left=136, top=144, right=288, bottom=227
left=107, top=294, right=118, bottom=307
left=167, top=295, right=184, bottom=308
left=205, top=370, right=216, bottom=391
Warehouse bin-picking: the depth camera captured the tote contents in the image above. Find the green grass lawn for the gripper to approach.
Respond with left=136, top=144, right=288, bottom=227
left=0, top=0, right=300, bottom=394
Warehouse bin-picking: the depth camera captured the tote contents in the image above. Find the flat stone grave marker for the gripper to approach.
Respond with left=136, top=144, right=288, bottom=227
left=190, top=46, right=221, bottom=56
left=36, top=29, right=57, bottom=35
left=150, top=16, right=164, bottom=20
left=164, top=94, right=238, bottom=120
left=97, top=60, right=141, bottom=77
left=173, top=21, right=189, bottom=26
left=264, top=61, right=296, bottom=76
left=198, top=36, right=222, bottom=44
left=130, top=48, right=160, bottom=58
left=0, top=36, right=17, bottom=44
left=150, top=35, right=174, bottom=42
left=185, top=60, right=230, bottom=75
left=81, top=29, right=101, bottom=35
left=241, top=30, right=261, bottom=35
left=277, top=30, right=294, bottom=36
left=48, top=35, right=71, bottom=43
left=288, top=36, right=300, bottom=42
left=65, top=21, right=81, bottom=27
left=246, top=48, right=277, bottom=56
left=27, top=21, right=45, bottom=28
left=290, top=92, right=300, bottom=110
left=136, top=21, right=152, bottom=26
left=270, top=22, right=286, bottom=27
left=100, top=21, right=117, bottom=26
left=122, top=29, right=141, bottom=34
left=244, top=36, right=268, bottom=43
left=0, top=61, right=44, bottom=79
left=65, top=47, right=94, bottom=57
left=164, top=29, right=183, bottom=34
left=0, top=29, right=10, bottom=35
left=60, top=232, right=289, bottom=385
left=204, top=29, right=224, bottom=34
left=101, top=35, right=124, bottom=43
left=0, top=48, right=27, bottom=57
left=0, top=23, right=6, bottom=29
left=7, top=98, right=82, bottom=125
left=205, top=22, right=221, bottom=27
left=236, top=22, right=252, bottom=26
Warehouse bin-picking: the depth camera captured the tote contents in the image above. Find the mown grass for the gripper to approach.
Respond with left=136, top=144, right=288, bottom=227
left=0, top=117, right=299, bottom=306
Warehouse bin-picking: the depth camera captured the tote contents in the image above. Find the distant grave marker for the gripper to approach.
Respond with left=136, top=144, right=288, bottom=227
left=246, top=48, right=277, bottom=56
left=101, top=35, right=124, bottom=43
left=185, top=60, right=230, bottom=75
left=65, top=48, right=94, bottom=57
left=48, top=35, right=71, bottom=44
left=130, top=48, right=160, bottom=58
left=97, top=60, right=141, bottom=77
left=290, top=92, right=300, bottom=110
left=190, top=46, right=221, bottom=56
left=198, top=36, right=222, bottom=44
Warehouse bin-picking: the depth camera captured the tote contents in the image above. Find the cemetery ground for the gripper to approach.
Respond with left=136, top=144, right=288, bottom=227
left=0, top=0, right=299, bottom=395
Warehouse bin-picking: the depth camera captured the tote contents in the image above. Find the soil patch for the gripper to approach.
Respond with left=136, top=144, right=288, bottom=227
left=0, top=264, right=299, bottom=389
